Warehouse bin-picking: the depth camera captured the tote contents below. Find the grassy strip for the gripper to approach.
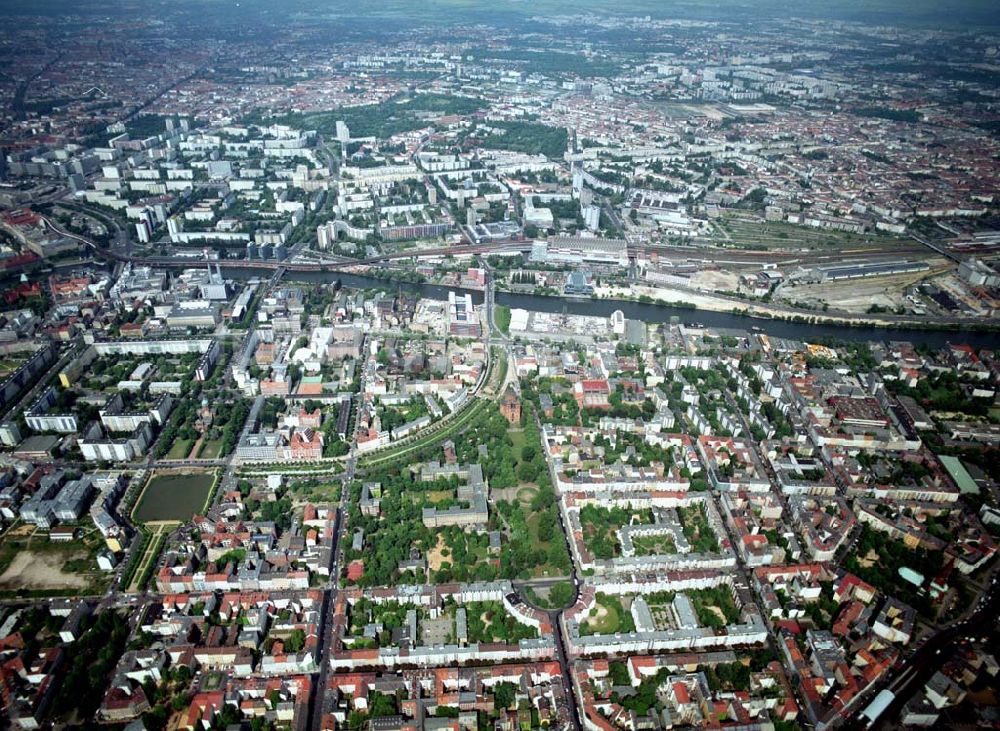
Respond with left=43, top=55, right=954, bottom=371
left=0, top=587, right=99, bottom=600
left=495, top=304, right=511, bottom=335
left=200, top=470, right=222, bottom=515
left=128, top=473, right=153, bottom=525
left=118, top=531, right=151, bottom=590
left=490, top=346, right=508, bottom=392
left=134, top=532, right=167, bottom=591
left=236, top=463, right=345, bottom=476
left=359, top=348, right=505, bottom=468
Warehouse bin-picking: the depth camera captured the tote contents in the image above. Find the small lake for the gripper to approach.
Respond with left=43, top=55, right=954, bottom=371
left=133, top=471, right=216, bottom=524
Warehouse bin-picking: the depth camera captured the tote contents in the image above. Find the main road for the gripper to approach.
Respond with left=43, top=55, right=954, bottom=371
left=306, top=337, right=367, bottom=729
left=842, top=565, right=1000, bottom=729
left=511, top=396, right=584, bottom=731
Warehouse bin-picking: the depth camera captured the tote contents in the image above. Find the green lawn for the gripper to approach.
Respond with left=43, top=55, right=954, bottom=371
left=516, top=486, right=539, bottom=504
left=0, top=358, right=28, bottom=377
left=166, top=439, right=193, bottom=459
left=525, top=513, right=547, bottom=544
left=495, top=304, right=511, bottom=335
left=409, top=489, right=454, bottom=504
left=508, top=428, right=526, bottom=451
left=632, top=533, right=678, bottom=556
left=580, top=594, right=634, bottom=636
left=199, top=439, right=225, bottom=459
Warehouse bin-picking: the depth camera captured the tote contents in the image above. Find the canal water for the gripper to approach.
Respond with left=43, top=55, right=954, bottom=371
left=222, top=267, right=1000, bottom=349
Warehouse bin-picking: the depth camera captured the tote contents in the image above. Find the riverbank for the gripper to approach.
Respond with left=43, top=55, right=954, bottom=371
left=220, top=266, right=1000, bottom=348
left=585, top=283, right=1000, bottom=333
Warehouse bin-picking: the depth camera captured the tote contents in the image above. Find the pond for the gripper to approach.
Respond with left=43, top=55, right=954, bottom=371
left=133, top=471, right=216, bottom=523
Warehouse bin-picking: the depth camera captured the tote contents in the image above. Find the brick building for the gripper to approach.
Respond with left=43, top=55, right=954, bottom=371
left=500, top=386, right=521, bottom=425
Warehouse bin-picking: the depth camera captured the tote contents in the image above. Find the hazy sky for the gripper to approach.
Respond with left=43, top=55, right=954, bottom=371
left=0, top=0, right=996, bottom=28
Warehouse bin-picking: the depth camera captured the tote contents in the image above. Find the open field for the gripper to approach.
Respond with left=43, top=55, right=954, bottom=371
left=690, top=269, right=741, bottom=292
left=0, top=549, right=91, bottom=590
left=0, top=529, right=109, bottom=596
left=133, top=471, right=216, bottom=524
left=776, top=262, right=951, bottom=313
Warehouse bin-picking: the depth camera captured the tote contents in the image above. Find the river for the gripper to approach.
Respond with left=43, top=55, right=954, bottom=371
left=222, top=267, right=1000, bottom=349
